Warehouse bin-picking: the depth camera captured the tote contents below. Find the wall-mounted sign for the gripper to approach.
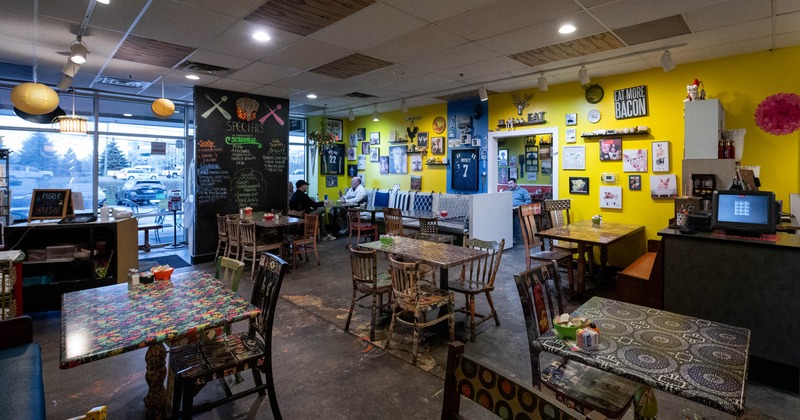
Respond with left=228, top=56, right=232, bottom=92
left=151, top=141, right=166, bottom=155
left=614, top=85, right=648, bottom=119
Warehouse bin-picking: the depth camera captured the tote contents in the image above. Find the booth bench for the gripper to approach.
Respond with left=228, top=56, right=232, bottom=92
left=0, top=316, right=46, bottom=420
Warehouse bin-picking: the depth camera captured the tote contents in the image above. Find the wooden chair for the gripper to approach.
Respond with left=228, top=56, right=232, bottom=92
left=345, top=246, right=393, bottom=341
left=283, top=213, right=320, bottom=268
left=385, top=255, right=455, bottom=365
left=441, top=341, right=606, bottom=420
left=513, top=263, right=646, bottom=419
left=214, top=214, right=228, bottom=261
left=215, top=257, right=246, bottom=334
left=224, top=216, right=242, bottom=259
left=448, top=238, right=505, bottom=342
left=345, top=208, right=378, bottom=248
left=518, top=203, right=575, bottom=289
left=170, top=252, right=287, bottom=420
left=382, top=207, right=412, bottom=237
left=415, top=216, right=454, bottom=244
left=616, top=240, right=663, bottom=309
left=543, top=199, right=594, bottom=275
left=239, top=220, right=283, bottom=277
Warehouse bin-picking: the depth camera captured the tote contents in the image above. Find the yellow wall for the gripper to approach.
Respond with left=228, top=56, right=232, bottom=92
left=311, top=46, right=800, bottom=249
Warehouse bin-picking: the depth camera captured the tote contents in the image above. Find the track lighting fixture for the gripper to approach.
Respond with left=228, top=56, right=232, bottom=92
left=660, top=50, right=676, bottom=72
left=372, top=106, right=380, bottom=122
left=401, top=99, right=408, bottom=113
left=478, top=85, right=488, bottom=101
left=70, top=37, right=88, bottom=64
left=538, top=74, right=548, bottom=91
left=578, top=66, right=590, bottom=86
left=348, top=109, right=355, bottom=121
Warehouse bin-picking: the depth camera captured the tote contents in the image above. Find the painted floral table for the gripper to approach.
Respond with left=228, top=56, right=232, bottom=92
left=60, top=271, right=259, bottom=419
left=533, top=297, right=750, bottom=416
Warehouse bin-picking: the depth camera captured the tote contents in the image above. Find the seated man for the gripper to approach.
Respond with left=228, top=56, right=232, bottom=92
left=336, top=176, right=367, bottom=235
left=507, top=178, right=531, bottom=245
left=289, top=179, right=336, bottom=241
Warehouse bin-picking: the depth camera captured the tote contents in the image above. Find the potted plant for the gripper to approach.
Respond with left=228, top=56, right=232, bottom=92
left=308, top=117, right=338, bottom=155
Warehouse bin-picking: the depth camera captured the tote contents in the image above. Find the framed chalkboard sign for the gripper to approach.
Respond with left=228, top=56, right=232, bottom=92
left=29, top=189, right=74, bottom=221
left=451, top=148, right=479, bottom=191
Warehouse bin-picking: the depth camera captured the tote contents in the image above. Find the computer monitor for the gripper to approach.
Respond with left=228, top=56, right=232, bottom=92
left=711, top=190, right=776, bottom=236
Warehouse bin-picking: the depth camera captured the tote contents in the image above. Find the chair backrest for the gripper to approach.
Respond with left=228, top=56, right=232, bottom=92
left=216, top=256, right=245, bottom=292
left=346, top=208, right=363, bottom=226
left=216, top=214, right=227, bottom=238
left=119, top=199, right=139, bottom=214
left=441, top=341, right=597, bottom=420
left=303, top=213, right=319, bottom=238
left=518, top=203, right=543, bottom=251
left=459, top=238, right=505, bottom=289
left=250, top=252, right=288, bottom=343
left=348, top=245, right=379, bottom=288
left=226, top=217, right=241, bottom=241
left=239, top=220, right=257, bottom=245
left=543, top=199, right=571, bottom=228
left=384, top=207, right=404, bottom=235
left=387, top=255, right=421, bottom=311
left=418, top=217, right=439, bottom=235
left=513, top=262, right=565, bottom=339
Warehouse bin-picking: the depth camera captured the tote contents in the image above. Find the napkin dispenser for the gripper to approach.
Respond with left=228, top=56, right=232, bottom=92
left=687, top=211, right=712, bottom=232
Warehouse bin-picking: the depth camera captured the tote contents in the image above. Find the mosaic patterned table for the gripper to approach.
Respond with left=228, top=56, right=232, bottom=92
left=359, top=236, right=487, bottom=290
left=536, top=220, right=645, bottom=293
left=533, top=297, right=750, bottom=416
left=60, top=271, right=260, bottom=419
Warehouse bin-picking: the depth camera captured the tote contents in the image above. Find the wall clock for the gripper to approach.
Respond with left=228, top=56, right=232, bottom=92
left=585, top=84, right=604, bottom=104
left=451, top=148, right=479, bottom=191
left=432, top=116, right=446, bottom=134
left=587, top=109, right=601, bottom=124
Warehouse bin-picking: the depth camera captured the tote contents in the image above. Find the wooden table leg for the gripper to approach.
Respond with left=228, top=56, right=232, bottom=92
left=599, top=246, right=609, bottom=280
left=144, top=343, right=167, bottom=420
left=143, top=229, right=151, bottom=252
left=576, top=244, right=587, bottom=293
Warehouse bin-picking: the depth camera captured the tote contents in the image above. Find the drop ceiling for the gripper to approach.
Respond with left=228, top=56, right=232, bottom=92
left=1, top=0, right=799, bottom=119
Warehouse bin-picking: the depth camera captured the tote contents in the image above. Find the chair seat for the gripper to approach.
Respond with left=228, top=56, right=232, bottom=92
left=417, top=284, right=453, bottom=307
left=447, top=280, right=495, bottom=294
left=552, top=240, right=580, bottom=251
left=531, top=249, right=573, bottom=261
left=357, top=274, right=392, bottom=294
left=171, top=333, right=265, bottom=387
left=540, top=358, right=639, bottom=419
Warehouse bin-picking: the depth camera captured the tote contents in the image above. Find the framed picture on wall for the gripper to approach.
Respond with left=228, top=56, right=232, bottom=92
left=326, top=119, right=343, bottom=142
left=498, top=167, right=510, bottom=185
left=347, top=147, right=356, bottom=161
left=541, top=159, right=552, bottom=175
left=629, top=175, right=642, bottom=191
left=525, top=146, right=538, bottom=172
left=569, top=177, right=589, bottom=194
left=600, top=186, right=622, bottom=209
left=379, top=156, right=389, bottom=174
left=325, top=175, right=338, bottom=188
left=566, top=113, right=577, bottom=126
left=357, top=155, right=366, bottom=170
left=347, top=164, right=358, bottom=177
left=410, top=154, right=422, bottom=171
left=562, top=145, right=585, bottom=170
left=361, top=141, right=370, bottom=155
left=357, top=128, right=366, bottom=142
left=498, top=149, right=509, bottom=166
left=652, top=141, right=670, bottom=172
left=431, top=137, right=445, bottom=154
left=369, top=131, right=380, bottom=145
left=349, top=134, right=357, bottom=147
left=388, top=145, right=408, bottom=174
left=410, top=175, right=422, bottom=191
left=320, top=144, right=345, bottom=175
left=622, top=148, right=647, bottom=172
left=599, top=138, right=622, bottom=161
left=651, top=174, right=678, bottom=198
left=417, top=131, right=429, bottom=147
left=358, top=173, right=365, bottom=186
left=370, top=147, right=380, bottom=162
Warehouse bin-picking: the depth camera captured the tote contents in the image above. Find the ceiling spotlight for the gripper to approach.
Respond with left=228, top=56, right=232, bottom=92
left=306, top=93, right=317, bottom=99
left=558, top=24, right=576, bottom=34
left=96, top=0, right=110, bottom=4
left=185, top=74, right=200, bottom=80
left=660, top=50, right=676, bottom=72
left=57, top=75, right=73, bottom=91
left=538, top=74, right=548, bottom=91
left=69, top=38, right=88, bottom=64
left=372, top=106, right=380, bottom=122
left=478, top=85, right=488, bottom=101
left=252, top=31, right=271, bottom=42
left=400, top=100, right=408, bottom=113
left=348, top=109, right=355, bottom=121
left=578, top=66, right=590, bottom=86
left=61, top=58, right=79, bottom=77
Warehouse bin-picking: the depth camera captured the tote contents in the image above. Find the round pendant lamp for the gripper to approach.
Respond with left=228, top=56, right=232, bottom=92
left=151, top=80, right=175, bottom=119
left=11, top=82, right=60, bottom=115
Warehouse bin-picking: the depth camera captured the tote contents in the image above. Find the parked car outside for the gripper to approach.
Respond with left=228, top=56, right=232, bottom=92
left=161, top=165, right=184, bottom=178
left=9, top=178, right=39, bottom=222
left=116, top=179, right=167, bottom=205
left=116, top=168, right=158, bottom=180
left=66, top=179, right=107, bottom=210
left=9, top=166, right=53, bottom=180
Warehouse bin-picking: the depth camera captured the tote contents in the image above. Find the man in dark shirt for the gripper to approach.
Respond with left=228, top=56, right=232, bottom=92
left=289, top=179, right=336, bottom=241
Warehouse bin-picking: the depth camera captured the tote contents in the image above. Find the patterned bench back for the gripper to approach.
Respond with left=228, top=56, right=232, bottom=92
left=412, top=192, right=433, bottom=211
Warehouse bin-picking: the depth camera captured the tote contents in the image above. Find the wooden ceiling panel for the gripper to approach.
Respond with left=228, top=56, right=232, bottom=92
left=245, top=0, right=376, bottom=37
left=113, top=34, right=196, bottom=68
left=509, top=32, right=625, bottom=67
left=309, top=53, right=392, bottom=79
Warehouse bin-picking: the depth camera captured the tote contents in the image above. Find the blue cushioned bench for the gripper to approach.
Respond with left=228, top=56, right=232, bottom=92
left=0, top=316, right=46, bottom=420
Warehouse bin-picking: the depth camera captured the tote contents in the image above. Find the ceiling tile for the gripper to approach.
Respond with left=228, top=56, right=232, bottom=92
left=380, top=0, right=498, bottom=23
left=132, top=0, right=236, bottom=47
left=181, top=0, right=268, bottom=19
left=401, top=43, right=501, bottom=73
left=361, top=24, right=468, bottom=63
left=261, top=39, right=354, bottom=70
left=309, top=54, right=393, bottom=79
left=590, top=0, right=729, bottom=29
left=245, top=0, right=375, bottom=37
left=113, top=35, right=196, bottom=68
left=683, top=0, right=772, bottom=32
left=201, top=20, right=302, bottom=61
left=271, top=71, right=342, bottom=90
left=229, top=62, right=302, bottom=84
left=184, top=50, right=254, bottom=72
left=510, top=32, right=625, bottom=66
left=777, top=0, right=800, bottom=14
left=433, top=57, right=529, bottom=83
left=248, top=85, right=298, bottom=99
left=309, top=3, right=428, bottom=51
left=478, top=12, right=606, bottom=55
left=206, top=78, right=264, bottom=93
left=776, top=10, right=800, bottom=35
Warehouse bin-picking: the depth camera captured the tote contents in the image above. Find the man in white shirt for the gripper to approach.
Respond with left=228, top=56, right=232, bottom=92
left=336, top=177, right=367, bottom=235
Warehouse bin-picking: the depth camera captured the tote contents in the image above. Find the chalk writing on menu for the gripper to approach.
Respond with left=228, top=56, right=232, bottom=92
left=230, top=168, right=266, bottom=209
left=30, top=189, right=70, bottom=219
left=196, top=139, right=229, bottom=205
left=230, top=145, right=257, bottom=166
left=264, top=138, right=287, bottom=174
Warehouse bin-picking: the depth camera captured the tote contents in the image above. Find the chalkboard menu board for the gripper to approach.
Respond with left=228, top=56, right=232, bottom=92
left=451, top=148, right=479, bottom=191
left=194, top=86, right=289, bottom=259
left=29, top=189, right=74, bottom=221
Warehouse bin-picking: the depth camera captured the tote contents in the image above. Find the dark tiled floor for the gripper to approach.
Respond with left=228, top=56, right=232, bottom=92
left=33, top=237, right=800, bottom=419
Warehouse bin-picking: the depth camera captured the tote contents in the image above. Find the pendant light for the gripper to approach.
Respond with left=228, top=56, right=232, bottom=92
left=538, top=74, right=548, bottom=91
left=660, top=50, right=676, bottom=72
left=152, top=79, right=175, bottom=119
left=578, top=66, right=591, bottom=86
left=372, top=105, right=380, bottom=122
left=347, top=109, right=355, bottom=121
left=10, top=0, right=59, bottom=115
left=56, top=88, right=87, bottom=134
left=478, top=85, right=488, bottom=101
